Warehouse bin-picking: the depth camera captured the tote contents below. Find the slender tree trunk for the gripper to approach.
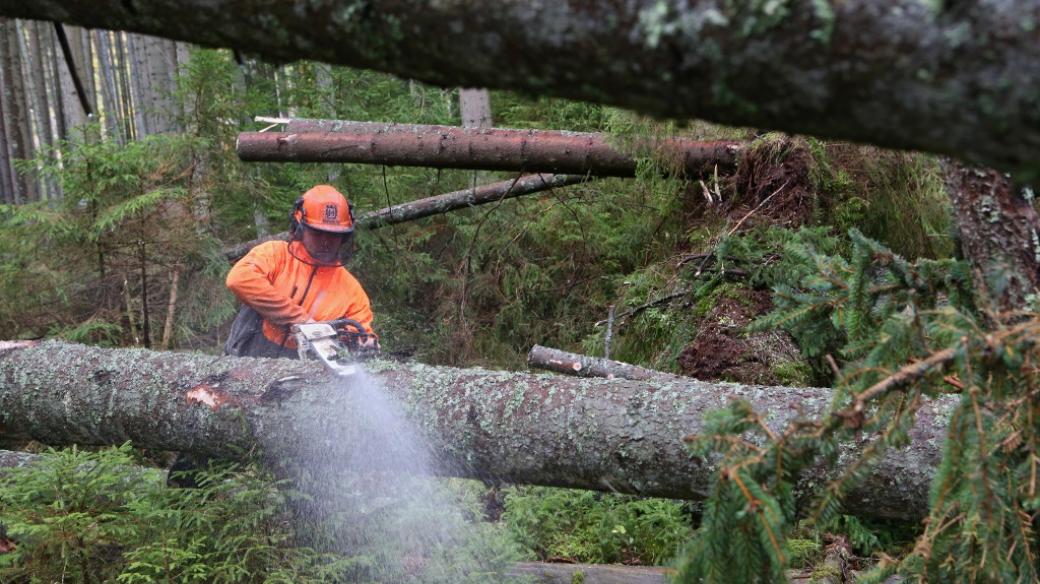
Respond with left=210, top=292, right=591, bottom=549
left=27, top=22, right=56, bottom=198
left=0, top=19, right=32, bottom=202
left=459, top=88, right=492, bottom=129
left=0, top=340, right=952, bottom=522
left=127, top=33, right=149, bottom=137
left=942, top=160, right=1040, bottom=314
left=138, top=241, right=150, bottom=348
left=238, top=121, right=741, bottom=178
left=113, top=31, right=135, bottom=141
left=45, top=22, right=67, bottom=142
left=224, top=173, right=591, bottom=261
left=94, top=30, right=123, bottom=143
left=54, top=24, right=86, bottom=139
left=143, top=35, right=177, bottom=133
left=0, top=69, right=13, bottom=203
left=160, top=265, right=180, bottom=350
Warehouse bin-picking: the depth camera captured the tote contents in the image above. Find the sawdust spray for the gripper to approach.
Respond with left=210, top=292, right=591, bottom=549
left=287, top=367, right=524, bottom=583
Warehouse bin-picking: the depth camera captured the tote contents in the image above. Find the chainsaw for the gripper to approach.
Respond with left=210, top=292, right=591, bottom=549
left=290, top=318, right=379, bottom=377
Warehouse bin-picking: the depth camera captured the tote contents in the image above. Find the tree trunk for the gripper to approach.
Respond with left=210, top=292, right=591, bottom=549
left=459, top=88, right=492, bottom=129
left=114, top=31, right=135, bottom=141
left=223, top=173, right=592, bottom=262
left=126, top=33, right=150, bottom=137
left=0, top=340, right=951, bottom=522
left=0, top=48, right=13, bottom=203
left=528, top=345, right=678, bottom=383
left=3, top=1, right=1039, bottom=173
left=53, top=23, right=86, bottom=138
left=237, top=121, right=741, bottom=178
left=942, top=160, right=1040, bottom=313
left=27, top=22, right=57, bottom=198
left=0, top=19, right=36, bottom=202
left=94, top=30, right=123, bottom=143
left=143, top=35, right=178, bottom=133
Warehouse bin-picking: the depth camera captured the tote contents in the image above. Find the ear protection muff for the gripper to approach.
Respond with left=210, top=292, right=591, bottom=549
left=289, top=197, right=305, bottom=239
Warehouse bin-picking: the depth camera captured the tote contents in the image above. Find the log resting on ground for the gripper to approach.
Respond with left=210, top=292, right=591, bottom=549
left=4, top=2, right=1039, bottom=173
left=0, top=341, right=953, bottom=521
left=223, top=173, right=591, bottom=262
left=528, top=345, right=679, bottom=383
left=237, top=123, right=741, bottom=177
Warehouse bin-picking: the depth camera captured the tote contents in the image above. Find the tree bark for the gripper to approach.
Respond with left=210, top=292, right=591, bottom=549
left=0, top=340, right=951, bottom=522
left=27, top=22, right=57, bottom=198
left=528, top=345, right=678, bottom=383
left=4, top=2, right=1040, bottom=173
left=237, top=122, right=741, bottom=178
left=53, top=23, right=86, bottom=138
left=0, top=51, right=13, bottom=203
left=223, top=173, right=592, bottom=262
left=0, top=18, right=32, bottom=202
left=459, top=88, right=492, bottom=129
left=94, top=29, right=124, bottom=144
left=942, top=160, right=1040, bottom=313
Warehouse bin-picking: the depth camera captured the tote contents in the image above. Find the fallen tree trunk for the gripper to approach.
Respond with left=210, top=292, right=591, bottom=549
left=5, top=2, right=1039, bottom=173
left=0, top=340, right=950, bottom=521
left=223, top=173, right=590, bottom=262
left=236, top=123, right=741, bottom=177
left=528, top=345, right=678, bottom=383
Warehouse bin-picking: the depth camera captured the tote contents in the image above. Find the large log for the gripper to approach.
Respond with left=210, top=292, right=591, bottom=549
left=0, top=340, right=952, bottom=521
left=3, top=2, right=1038, bottom=173
left=222, top=172, right=591, bottom=262
left=236, top=123, right=741, bottom=177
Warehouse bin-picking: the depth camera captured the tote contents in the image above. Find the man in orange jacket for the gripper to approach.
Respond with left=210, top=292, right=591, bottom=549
left=224, top=185, right=377, bottom=359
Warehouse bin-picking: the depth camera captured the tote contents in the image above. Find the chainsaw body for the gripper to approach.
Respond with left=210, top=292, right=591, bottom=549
left=290, top=319, right=378, bottom=377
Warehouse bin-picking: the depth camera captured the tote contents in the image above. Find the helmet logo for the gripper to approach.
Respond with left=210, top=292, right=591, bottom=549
left=322, top=204, right=338, bottom=224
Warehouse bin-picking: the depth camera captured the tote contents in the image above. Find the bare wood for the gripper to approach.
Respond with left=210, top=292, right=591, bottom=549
left=506, top=562, right=671, bottom=584
left=528, top=344, right=678, bottom=383
left=0, top=340, right=953, bottom=521
left=223, top=173, right=591, bottom=262
left=236, top=121, right=741, bottom=178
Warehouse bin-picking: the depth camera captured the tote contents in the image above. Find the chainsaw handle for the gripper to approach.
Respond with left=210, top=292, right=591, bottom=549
left=325, top=318, right=367, bottom=334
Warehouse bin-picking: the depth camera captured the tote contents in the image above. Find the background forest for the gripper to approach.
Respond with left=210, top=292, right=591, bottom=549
left=0, top=18, right=1036, bottom=584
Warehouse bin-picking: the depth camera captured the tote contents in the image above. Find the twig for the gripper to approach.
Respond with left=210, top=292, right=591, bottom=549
left=595, top=289, right=687, bottom=327
left=692, top=179, right=791, bottom=276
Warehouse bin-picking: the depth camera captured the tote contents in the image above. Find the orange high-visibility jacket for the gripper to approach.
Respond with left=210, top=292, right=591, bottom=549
left=226, top=240, right=374, bottom=349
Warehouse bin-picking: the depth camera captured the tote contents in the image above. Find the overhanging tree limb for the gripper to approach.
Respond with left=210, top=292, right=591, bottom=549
left=223, top=172, right=592, bottom=262
left=0, top=340, right=951, bottom=521
left=3, top=2, right=1038, bottom=172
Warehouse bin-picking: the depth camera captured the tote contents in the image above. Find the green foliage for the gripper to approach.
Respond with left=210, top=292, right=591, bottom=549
left=809, top=144, right=954, bottom=260
left=675, top=231, right=1040, bottom=582
left=0, top=445, right=352, bottom=583
left=501, top=486, right=693, bottom=565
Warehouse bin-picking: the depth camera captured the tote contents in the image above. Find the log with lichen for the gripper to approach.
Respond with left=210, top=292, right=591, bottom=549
left=2, top=1, right=1038, bottom=173
left=0, top=340, right=953, bottom=521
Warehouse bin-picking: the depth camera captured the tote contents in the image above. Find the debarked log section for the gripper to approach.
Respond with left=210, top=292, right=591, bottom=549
left=0, top=341, right=952, bottom=521
left=236, top=121, right=742, bottom=178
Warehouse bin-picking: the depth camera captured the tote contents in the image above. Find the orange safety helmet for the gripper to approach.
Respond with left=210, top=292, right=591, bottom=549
left=290, top=185, right=355, bottom=235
